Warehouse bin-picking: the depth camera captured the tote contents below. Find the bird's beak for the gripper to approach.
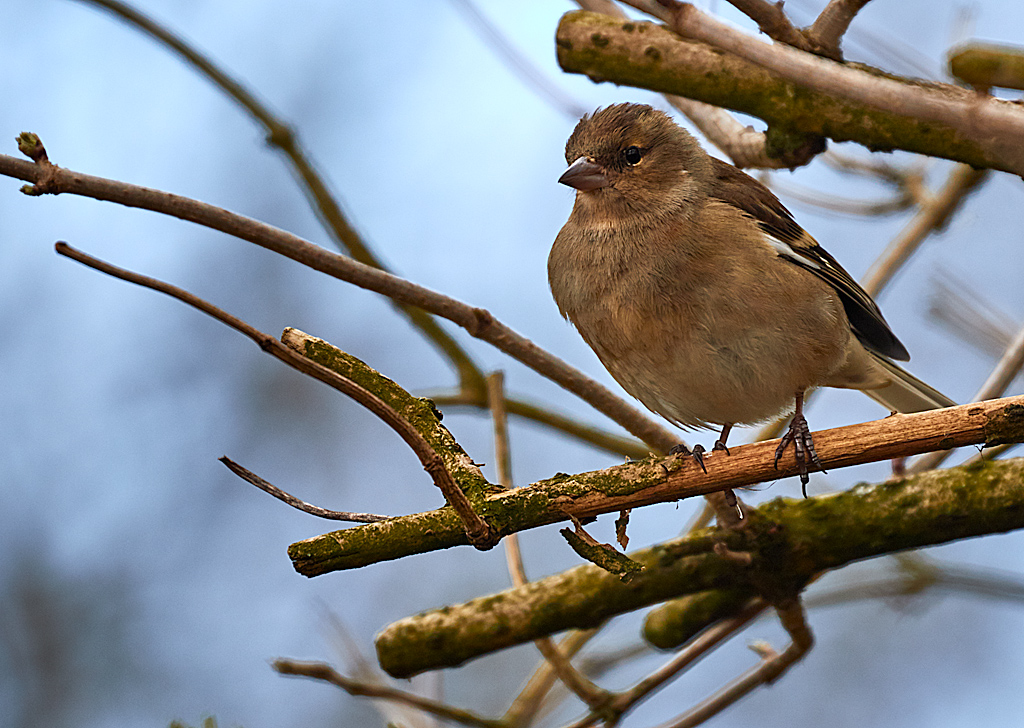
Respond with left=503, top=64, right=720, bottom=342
left=559, top=156, right=609, bottom=191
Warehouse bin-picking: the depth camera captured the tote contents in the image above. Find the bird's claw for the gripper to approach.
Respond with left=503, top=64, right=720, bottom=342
left=670, top=443, right=707, bottom=474
left=774, top=413, right=825, bottom=496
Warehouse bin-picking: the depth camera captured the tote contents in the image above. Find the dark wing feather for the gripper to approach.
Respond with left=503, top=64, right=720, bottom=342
left=707, top=158, right=910, bottom=361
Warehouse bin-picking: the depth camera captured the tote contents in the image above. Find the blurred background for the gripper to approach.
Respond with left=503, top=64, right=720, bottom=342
left=2, top=1, right=1023, bottom=726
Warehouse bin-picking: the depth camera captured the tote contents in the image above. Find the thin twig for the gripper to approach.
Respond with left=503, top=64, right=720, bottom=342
left=488, top=373, right=613, bottom=713
left=911, top=322, right=1024, bottom=474
left=53, top=242, right=496, bottom=549
left=503, top=631, right=599, bottom=728
left=657, top=601, right=812, bottom=728
left=0, top=149, right=680, bottom=455
left=723, top=0, right=812, bottom=51
left=220, top=457, right=388, bottom=522
left=860, top=164, right=988, bottom=296
left=273, top=660, right=504, bottom=728
left=450, top=0, right=587, bottom=119
left=74, top=0, right=486, bottom=395
left=431, top=390, right=652, bottom=460
left=605, top=599, right=766, bottom=722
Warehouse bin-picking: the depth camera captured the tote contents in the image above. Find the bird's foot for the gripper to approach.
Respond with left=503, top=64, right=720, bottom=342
left=670, top=443, right=707, bottom=474
left=774, top=412, right=825, bottom=496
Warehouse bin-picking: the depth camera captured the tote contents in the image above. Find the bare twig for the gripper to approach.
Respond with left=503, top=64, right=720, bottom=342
left=488, top=373, right=613, bottom=712
left=659, top=601, right=812, bottom=728
left=273, top=660, right=504, bottom=728
left=805, top=0, right=875, bottom=60
left=860, top=164, right=988, bottom=296
left=74, top=0, right=487, bottom=395
left=723, top=0, right=812, bottom=51
left=911, top=323, right=1024, bottom=474
left=0, top=149, right=679, bottom=454
left=592, top=599, right=766, bottom=726
left=503, top=631, right=600, bottom=728
left=219, top=457, right=388, bottom=522
left=431, top=390, right=652, bottom=460
left=53, top=242, right=497, bottom=549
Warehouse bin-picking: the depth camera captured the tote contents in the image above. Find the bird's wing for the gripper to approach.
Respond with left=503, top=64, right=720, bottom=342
left=708, top=158, right=910, bottom=362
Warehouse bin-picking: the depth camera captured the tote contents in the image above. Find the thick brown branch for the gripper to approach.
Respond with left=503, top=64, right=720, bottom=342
left=556, top=11, right=1024, bottom=174
left=374, top=455, right=1024, bottom=677
left=291, top=396, right=1024, bottom=575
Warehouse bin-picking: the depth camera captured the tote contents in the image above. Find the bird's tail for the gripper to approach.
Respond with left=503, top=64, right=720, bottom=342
left=865, top=353, right=957, bottom=413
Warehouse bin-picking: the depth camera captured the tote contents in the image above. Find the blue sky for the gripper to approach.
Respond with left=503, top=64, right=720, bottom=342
left=2, top=1, right=1023, bottom=726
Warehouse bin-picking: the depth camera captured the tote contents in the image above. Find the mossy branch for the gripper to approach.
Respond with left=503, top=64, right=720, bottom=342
left=375, top=456, right=1024, bottom=677
left=290, top=395, right=1024, bottom=575
left=556, top=11, right=1024, bottom=175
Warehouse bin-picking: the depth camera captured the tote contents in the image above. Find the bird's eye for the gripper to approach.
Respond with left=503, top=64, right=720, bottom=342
left=623, top=146, right=643, bottom=166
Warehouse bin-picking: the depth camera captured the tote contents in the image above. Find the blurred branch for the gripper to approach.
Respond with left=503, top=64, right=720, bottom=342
left=949, top=42, right=1024, bottom=91
left=291, top=395, right=1024, bottom=576
left=450, top=0, right=587, bottom=118
left=503, top=631, right=599, bottom=728
left=376, top=455, right=1024, bottom=677
left=563, top=598, right=767, bottom=728
left=431, top=390, right=652, bottom=460
left=556, top=11, right=1024, bottom=174
left=273, top=659, right=504, bottom=728
left=0, top=141, right=681, bottom=456
left=488, top=373, right=614, bottom=714
left=53, top=242, right=498, bottom=546
left=911, top=323, right=1024, bottom=474
left=929, top=273, right=1019, bottom=359
left=860, top=164, right=988, bottom=296
left=658, top=601, right=812, bottom=728
left=74, top=0, right=488, bottom=397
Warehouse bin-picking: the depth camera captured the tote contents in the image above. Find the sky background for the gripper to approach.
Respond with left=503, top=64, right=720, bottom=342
left=2, top=1, right=1024, bottom=727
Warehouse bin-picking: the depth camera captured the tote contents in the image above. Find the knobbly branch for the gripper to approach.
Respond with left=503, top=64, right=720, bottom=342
left=375, top=456, right=1024, bottom=677
left=291, top=395, right=1024, bottom=575
left=556, top=11, right=1024, bottom=174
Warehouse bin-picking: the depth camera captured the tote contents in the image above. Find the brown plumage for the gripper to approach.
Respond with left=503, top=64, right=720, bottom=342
left=548, top=103, right=953, bottom=488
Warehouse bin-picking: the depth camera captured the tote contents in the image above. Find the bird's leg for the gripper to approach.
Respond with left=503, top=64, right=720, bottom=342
left=774, top=391, right=825, bottom=496
left=713, top=423, right=732, bottom=455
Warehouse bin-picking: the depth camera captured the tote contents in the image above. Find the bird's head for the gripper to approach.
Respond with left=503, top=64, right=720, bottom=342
left=560, top=103, right=712, bottom=223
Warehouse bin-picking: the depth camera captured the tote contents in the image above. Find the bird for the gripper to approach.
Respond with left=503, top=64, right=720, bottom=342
left=548, top=103, right=954, bottom=493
